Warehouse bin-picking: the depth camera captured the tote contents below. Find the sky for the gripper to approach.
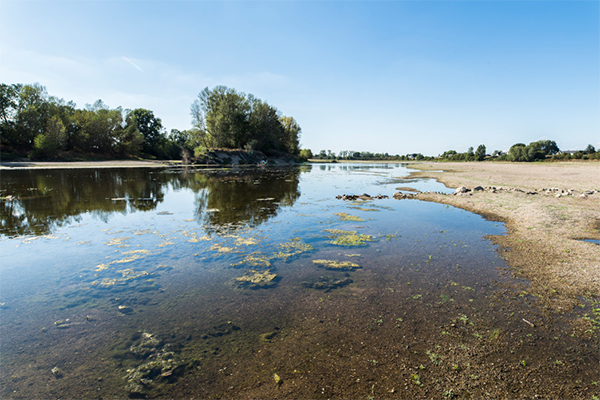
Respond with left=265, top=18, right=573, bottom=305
left=1, top=1, right=598, bottom=156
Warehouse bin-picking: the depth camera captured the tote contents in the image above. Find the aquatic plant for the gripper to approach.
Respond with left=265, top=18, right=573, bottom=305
left=273, top=237, right=314, bottom=260
left=312, top=259, right=360, bottom=270
left=231, top=252, right=272, bottom=268
left=323, top=229, right=373, bottom=246
left=235, top=269, right=277, bottom=288
left=334, top=212, right=365, bottom=222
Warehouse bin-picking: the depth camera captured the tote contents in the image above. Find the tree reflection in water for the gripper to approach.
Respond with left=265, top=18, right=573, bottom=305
left=0, top=166, right=306, bottom=238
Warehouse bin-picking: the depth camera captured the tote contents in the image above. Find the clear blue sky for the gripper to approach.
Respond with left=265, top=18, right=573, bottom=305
left=1, top=1, right=598, bottom=155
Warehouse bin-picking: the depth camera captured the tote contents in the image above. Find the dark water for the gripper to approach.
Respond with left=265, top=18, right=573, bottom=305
left=0, top=164, right=598, bottom=399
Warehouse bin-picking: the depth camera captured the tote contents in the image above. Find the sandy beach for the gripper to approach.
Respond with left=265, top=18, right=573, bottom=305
left=0, top=160, right=174, bottom=170
left=406, top=161, right=600, bottom=311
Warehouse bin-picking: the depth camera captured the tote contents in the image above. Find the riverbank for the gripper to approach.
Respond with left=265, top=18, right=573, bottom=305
left=404, top=161, right=600, bottom=312
left=0, top=160, right=175, bottom=170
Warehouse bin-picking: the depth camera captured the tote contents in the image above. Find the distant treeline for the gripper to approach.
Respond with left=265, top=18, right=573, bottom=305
left=311, top=140, right=599, bottom=162
left=0, top=83, right=303, bottom=161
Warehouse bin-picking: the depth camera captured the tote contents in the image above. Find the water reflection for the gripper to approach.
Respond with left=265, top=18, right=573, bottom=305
left=0, top=167, right=305, bottom=239
left=191, top=168, right=302, bottom=234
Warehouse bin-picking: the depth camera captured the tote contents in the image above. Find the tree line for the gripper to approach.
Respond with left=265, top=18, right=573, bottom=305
left=310, top=140, right=599, bottom=162
left=0, top=83, right=303, bottom=161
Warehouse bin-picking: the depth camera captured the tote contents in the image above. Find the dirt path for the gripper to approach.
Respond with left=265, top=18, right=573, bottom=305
left=404, top=161, right=600, bottom=309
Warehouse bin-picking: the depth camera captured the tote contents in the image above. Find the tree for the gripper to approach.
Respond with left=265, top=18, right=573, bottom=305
left=475, top=144, right=486, bottom=161
left=131, top=108, right=165, bottom=156
left=299, top=149, right=313, bottom=160
left=190, top=85, right=303, bottom=156
left=509, top=143, right=529, bottom=162
left=585, top=144, right=596, bottom=154
left=279, top=115, right=301, bottom=155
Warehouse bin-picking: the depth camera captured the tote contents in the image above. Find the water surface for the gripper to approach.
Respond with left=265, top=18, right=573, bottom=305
left=1, top=164, right=597, bottom=399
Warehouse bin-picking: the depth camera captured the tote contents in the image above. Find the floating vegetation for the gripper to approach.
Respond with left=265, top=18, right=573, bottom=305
left=189, top=235, right=211, bottom=243
left=235, top=269, right=278, bottom=289
left=345, top=254, right=361, bottom=257
left=300, top=275, right=353, bottom=291
left=110, top=254, right=142, bottom=264
left=312, top=259, right=360, bottom=270
left=157, top=241, right=175, bottom=247
left=95, top=264, right=110, bottom=272
left=77, top=240, right=92, bottom=246
left=134, top=229, right=152, bottom=235
left=235, top=236, right=258, bottom=246
left=324, top=229, right=373, bottom=246
left=210, top=243, right=235, bottom=253
left=351, top=207, right=380, bottom=212
left=205, top=208, right=220, bottom=212
left=231, top=252, right=272, bottom=268
left=104, top=237, right=131, bottom=247
left=273, top=237, right=314, bottom=260
left=157, top=211, right=173, bottom=215
left=334, top=212, right=365, bottom=222
left=91, top=268, right=151, bottom=287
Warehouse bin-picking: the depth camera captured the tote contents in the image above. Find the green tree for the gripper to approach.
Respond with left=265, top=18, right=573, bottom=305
left=192, top=86, right=250, bottom=149
left=131, top=108, right=166, bottom=156
left=475, top=144, right=486, bottom=161
left=299, top=148, right=313, bottom=160
left=508, top=143, right=529, bottom=161
left=279, top=115, right=301, bottom=155
left=585, top=144, right=596, bottom=154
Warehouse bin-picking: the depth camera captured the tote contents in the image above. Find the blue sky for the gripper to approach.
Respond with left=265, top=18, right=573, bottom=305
left=1, top=1, right=598, bottom=155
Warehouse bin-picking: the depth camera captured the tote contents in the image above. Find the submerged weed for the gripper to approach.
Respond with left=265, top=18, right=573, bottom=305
left=324, top=229, right=373, bottom=246
left=334, top=212, right=365, bottom=222
left=312, top=259, right=360, bottom=270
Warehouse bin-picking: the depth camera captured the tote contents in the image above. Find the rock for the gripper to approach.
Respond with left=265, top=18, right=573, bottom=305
left=473, top=186, right=484, bottom=191
left=555, top=193, right=562, bottom=198
left=393, top=192, right=415, bottom=200
left=580, top=193, right=588, bottom=198
left=455, top=186, right=469, bottom=194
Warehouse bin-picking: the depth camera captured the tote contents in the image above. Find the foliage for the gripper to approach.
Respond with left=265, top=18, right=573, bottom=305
left=475, top=144, right=486, bottom=161
left=189, top=85, right=301, bottom=156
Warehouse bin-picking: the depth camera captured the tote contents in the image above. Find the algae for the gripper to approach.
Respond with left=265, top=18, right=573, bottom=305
left=334, top=212, right=365, bottom=222
left=312, top=259, right=361, bottom=270
left=323, top=229, right=373, bottom=246
left=273, top=237, right=314, bottom=260
left=231, top=252, right=272, bottom=268
left=210, top=243, right=235, bottom=253
left=235, top=269, right=278, bottom=288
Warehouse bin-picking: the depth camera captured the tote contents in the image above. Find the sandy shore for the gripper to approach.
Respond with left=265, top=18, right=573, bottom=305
left=0, top=160, right=176, bottom=170
left=405, top=161, right=600, bottom=310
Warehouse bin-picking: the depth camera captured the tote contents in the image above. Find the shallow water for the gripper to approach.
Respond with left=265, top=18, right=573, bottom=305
left=0, top=164, right=598, bottom=399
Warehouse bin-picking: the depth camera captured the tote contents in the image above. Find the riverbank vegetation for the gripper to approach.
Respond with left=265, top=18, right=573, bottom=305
left=311, top=140, right=599, bottom=163
left=0, top=83, right=303, bottom=162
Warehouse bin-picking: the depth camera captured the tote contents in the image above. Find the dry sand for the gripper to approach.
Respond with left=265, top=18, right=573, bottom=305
left=405, top=161, right=600, bottom=309
left=0, top=160, right=173, bottom=169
